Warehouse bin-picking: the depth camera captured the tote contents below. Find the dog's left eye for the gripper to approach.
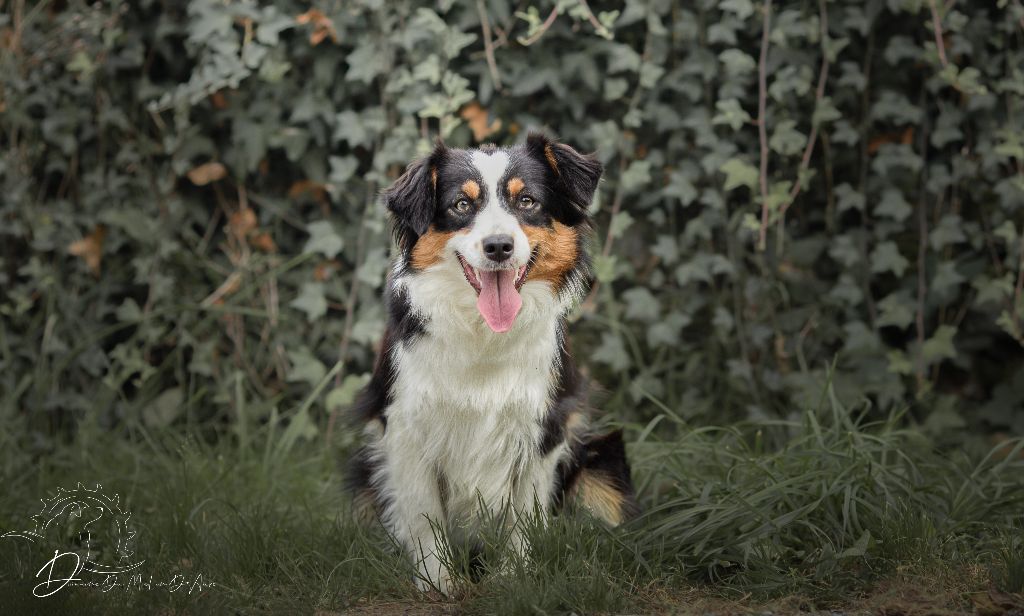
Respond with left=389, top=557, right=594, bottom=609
left=517, top=195, right=537, bottom=210
left=451, top=199, right=471, bottom=214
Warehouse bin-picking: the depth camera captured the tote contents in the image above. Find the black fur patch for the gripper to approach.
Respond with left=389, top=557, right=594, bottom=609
left=539, top=330, right=584, bottom=456
left=552, top=429, right=640, bottom=522
left=350, top=278, right=425, bottom=428
left=525, top=132, right=603, bottom=227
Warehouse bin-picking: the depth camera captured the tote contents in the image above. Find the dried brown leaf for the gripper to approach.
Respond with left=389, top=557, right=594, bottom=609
left=460, top=102, right=502, bottom=141
left=187, top=162, right=227, bottom=186
left=296, top=9, right=338, bottom=46
left=68, top=225, right=106, bottom=276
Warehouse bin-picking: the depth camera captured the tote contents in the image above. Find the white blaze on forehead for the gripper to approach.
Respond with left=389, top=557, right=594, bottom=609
left=470, top=150, right=510, bottom=199
left=469, top=150, right=518, bottom=235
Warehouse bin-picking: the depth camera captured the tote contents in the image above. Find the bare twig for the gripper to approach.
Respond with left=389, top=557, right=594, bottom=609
left=915, top=193, right=928, bottom=391
left=778, top=0, right=830, bottom=219
left=1015, top=232, right=1024, bottom=333
left=757, top=0, right=773, bottom=251
left=325, top=181, right=376, bottom=443
left=518, top=7, right=559, bottom=46
left=576, top=0, right=611, bottom=37
left=476, top=0, right=503, bottom=90
left=601, top=156, right=629, bottom=259
left=580, top=25, right=654, bottom=313
left=928, top=0, right=949, bottom=67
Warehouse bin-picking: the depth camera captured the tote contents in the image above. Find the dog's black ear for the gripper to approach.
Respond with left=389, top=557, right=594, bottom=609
left=383, top=142, right=447, bottom=250
left=527, top=132, right=603, bottom=225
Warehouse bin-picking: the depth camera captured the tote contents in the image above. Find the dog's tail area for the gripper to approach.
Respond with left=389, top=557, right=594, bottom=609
left=347, top=447, right=381, bottom=524
left=557, top=429, right=640, bottom=525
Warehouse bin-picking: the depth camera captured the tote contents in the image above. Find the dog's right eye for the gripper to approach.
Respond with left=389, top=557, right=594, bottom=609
left=451, top=199, right=471, bottom=214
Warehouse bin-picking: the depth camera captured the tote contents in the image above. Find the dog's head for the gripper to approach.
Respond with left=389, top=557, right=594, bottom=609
left=383, top=133, right=602, bottom=333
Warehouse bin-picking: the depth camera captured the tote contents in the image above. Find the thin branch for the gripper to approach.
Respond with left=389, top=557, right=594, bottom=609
left=325, top=181, right=376, bottom=444
left=928, top=0, right=949, bottom=67
left=1014, top=233, right=1024, bottom=334
left=601, top=156, right=629, bottom=259
left=476, top=0, right=503, bottom=90
left=576, top=0, right=611, bottom=38
left=915, top=193, right=928, bottom=391
left=757, top=0, right=773, bottom=251
left=778, top=0, right=830, bottom=219
left=518, top=7, right=559, bottom=46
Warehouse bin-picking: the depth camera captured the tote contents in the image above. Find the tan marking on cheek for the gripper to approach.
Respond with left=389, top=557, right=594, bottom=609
left=544, top=145, right=559, bottom=175
left=523, top=222, right=578, bottom=288
left=431, top=167, right=438, bottom=190
left=410, top=227, right=456, bottom=270
left=507, top=177, right=525, bottom=199
left=461, top=179, right=480, bottom=200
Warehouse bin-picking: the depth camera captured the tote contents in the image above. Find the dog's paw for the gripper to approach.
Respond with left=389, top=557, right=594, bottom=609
left=414, top=570, right=453, bottom=596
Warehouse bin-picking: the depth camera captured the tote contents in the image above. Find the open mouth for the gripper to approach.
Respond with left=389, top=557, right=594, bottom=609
left=456, top=251, right=534, bottom=294
left=456, top=250, right=537, bottom=333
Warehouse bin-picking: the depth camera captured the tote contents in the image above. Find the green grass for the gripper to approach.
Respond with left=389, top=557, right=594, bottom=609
left=1, top=388, right=1022, bottom=615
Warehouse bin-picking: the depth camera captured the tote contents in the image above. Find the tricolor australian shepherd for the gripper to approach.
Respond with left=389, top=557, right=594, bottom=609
left=348, top=133, right=638, bottom=594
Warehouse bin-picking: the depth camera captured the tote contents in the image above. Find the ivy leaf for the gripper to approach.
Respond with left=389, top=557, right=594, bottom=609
left=874, top=188, right=912, bottom=221
left=721, top=158, right=758, bottom=191
left=287, top=347, right=326, bottom=386
left=325, top=374, right=371, bottom=412
left=812, top=96, right=842, bottom=126
left=290, top=282, right=328, bottom=322
left=871, top=241, right=910, bottom=277
left=712, top=98, right=751, bottom=131
left=663, top=170, right=699, bottom=205
left=835, top=183, right=866, bottom=212
left=972, top=274, right=1014, bottom=307
left=593, top=254, right=618, bottom=284
left=609, top=211, right=635, bottom=239
left=333, top=110, right=369, bottom=147
left=932, top=261, right=965, bottom=299
left=719, top=0, right=754, bottom=19
left=256, top=11, right=295, bottom=46
left=303, top=221, right=344, bottom=258
left=651, top=235, right=680, bottom=264
left=877, top=292, right=915, bottom=329
left=620, top=160, right=652, bottom=194
left=929, top=215, right=967, bottom=250
left=623, top=287, right=660, bottom=322
left=887, top=350, right=914, bottom=375
left=828, top=235, right=860, bottom=267
left=719, top=49, right=756, bottom=76
left=592, top=332, right=631, bottom=372
left=921, top=325, right=958, bottom=365
left=769, top=120, right=807, bottom=156
left=647, top=312, right=691, bottom=348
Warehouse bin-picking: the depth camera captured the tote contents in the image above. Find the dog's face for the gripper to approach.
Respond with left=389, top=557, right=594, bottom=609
left=384, top=134, right=602, bottom=333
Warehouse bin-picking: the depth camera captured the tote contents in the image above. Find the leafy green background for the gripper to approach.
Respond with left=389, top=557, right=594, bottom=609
left=3, top=2, right=1024, bottom=612
left=3, top=0, right=1024, bottom=455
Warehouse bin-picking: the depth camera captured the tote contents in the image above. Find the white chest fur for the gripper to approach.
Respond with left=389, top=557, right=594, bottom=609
left=378, top=265, right=566, bottom=519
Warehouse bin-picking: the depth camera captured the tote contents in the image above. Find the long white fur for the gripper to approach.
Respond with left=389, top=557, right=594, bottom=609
left=364, top=153, right=578, bottom=594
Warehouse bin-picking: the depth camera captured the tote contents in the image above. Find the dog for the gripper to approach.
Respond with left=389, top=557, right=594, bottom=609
left=348, top=133, right=638, bottom=594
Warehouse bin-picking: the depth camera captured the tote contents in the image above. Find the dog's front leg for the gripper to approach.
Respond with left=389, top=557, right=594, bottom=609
left=382, top=460, right=452, bottom=594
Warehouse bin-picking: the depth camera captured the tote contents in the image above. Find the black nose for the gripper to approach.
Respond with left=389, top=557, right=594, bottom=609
left=482, top=235, right=514, bottom=262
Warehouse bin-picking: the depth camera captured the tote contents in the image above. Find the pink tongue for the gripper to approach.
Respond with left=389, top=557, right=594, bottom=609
left=476, top=269, right=522, bottom=333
